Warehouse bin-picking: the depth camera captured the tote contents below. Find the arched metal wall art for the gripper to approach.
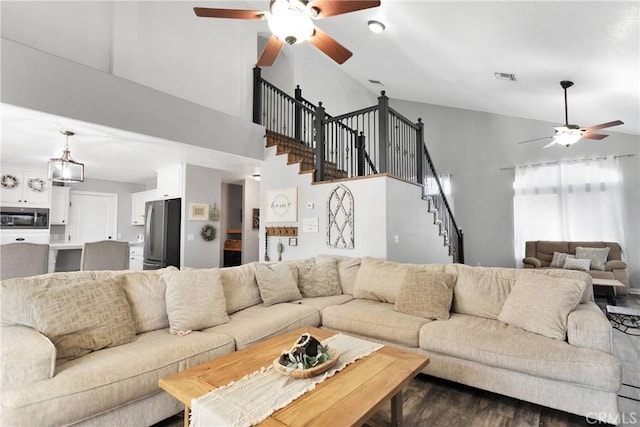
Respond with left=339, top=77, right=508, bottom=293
left=327, top=184, right=354, bottom=248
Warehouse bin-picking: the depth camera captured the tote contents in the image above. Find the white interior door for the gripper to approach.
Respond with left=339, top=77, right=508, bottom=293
left=68, top=191, right=118, bottom=243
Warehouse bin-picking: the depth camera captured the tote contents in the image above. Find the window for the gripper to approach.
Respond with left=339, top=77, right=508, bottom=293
left=513, top=158, right=625, bottom=265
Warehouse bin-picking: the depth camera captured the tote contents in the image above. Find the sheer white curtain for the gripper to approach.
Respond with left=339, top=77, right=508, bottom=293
left=513, top=157, right=625, bottom=265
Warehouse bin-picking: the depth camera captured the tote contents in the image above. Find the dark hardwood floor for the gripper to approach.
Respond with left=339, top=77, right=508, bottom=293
left=154, top=295, right=640, bottom=427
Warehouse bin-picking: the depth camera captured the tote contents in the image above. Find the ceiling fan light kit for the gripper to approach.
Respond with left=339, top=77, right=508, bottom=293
left=367, top=20, right=385, bottom=33
left=194, top=0, right=381, bottom=66
left=47, top=130, right=85, bottom=183
left=518, top=80, right=623, bottom=148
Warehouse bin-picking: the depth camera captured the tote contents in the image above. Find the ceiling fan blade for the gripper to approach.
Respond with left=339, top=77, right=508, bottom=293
left=193, top=7, right=264, bottom=20
left=308, top=26, right=352, bottom=64
left=542, top=140, right=558, bottom=149
left=312, top=0, right=381, bottom=18
left=257, top=36, right=285, bottom=67
left=582, top=120, right=624, bottom=132
left=582, top=133, right=609, bottom=140
left=517, top=136, right=553, bottom=144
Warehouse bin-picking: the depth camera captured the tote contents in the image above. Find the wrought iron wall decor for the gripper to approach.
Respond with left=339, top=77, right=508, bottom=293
left=327, top=184, right=354, bottom=249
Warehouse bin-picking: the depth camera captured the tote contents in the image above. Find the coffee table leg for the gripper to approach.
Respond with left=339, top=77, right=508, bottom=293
left=184, top=405, right=190, bottom=427
left=390, top=390, right=403, bottom=427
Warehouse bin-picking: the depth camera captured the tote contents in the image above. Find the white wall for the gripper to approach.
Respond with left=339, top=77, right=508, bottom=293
left=242, top=178, right=260, bottom=264
left=182, top=164, right=222, bottom=268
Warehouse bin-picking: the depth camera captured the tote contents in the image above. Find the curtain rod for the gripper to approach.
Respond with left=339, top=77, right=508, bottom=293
left=499, top=153, right=635, bottom=171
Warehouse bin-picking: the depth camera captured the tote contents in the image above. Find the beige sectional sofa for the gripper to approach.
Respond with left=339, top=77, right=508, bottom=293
left=0, top=256, right=620, bottom=426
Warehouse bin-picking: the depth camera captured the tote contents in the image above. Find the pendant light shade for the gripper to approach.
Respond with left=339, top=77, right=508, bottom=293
left=48, top=130, right=84, bottom=183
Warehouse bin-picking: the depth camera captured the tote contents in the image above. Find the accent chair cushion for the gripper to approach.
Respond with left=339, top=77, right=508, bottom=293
left=164, top=269, right=229, bottom=334
left=27, top=277, right=137, bottom=362
left=296, top=257, right=342, bottom=297
left=563, top=258, right=591, bottom=272
left=576, top=246, right=610, bottom=271
left=255, top=263, right=301, bottom=306
left=498, top=273, right=586, bottom=340
left=394, top=270, right=455, bottom=320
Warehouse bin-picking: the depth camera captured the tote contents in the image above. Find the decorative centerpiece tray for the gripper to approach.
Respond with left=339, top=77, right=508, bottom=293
left=273, top=350, right=340, bottom=379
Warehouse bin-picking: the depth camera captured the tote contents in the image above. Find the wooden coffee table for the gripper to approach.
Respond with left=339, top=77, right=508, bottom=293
left=159, top=326, right=429, bottom=427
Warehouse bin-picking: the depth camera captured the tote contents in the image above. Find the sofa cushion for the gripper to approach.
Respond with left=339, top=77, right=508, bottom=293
left=101, top=268, right=175, bottom=334
left=576, top=246, right=610, bottom=271
left=446, top=265, right=515, bottom=320
left=209, top=303, right=320, bottom=349
left=353, top=257, right=444, bottom=304
left=296, top=294, right=354, bottom=312
left=322, top=299, right=432, bottom=347
left=394, top=270, right=455, bottom=320
left=563, top=258, right=591, bottom=272
left=419, top=313, right=620, bottom=392
left=296, top=257, right=342, bottom=297
left=336, top=257, right=361, bottom=295
left=0, top=329, right=234, bottom=427
left=164, top=269, right=229, bottom=334
left=498, top=273, right=586, bottom=340
left=1, top=271, right=99, bottom=327
left=28, top=277, right=137, bottom=363
left=219, top=263, right=262, bottom=314
left=255, top=263, right=302, bottom=306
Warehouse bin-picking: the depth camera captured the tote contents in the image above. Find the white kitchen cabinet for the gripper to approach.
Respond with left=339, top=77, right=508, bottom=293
left=156, top=164, right=183, bottom=199
left=0, top=168, right=50, bottom=207
left=131, top=189, right=156, bottom=225
left=50, top=186, right=71, bottom=225
left=129, top=245, right=143, bottom=270
left=0, top=230, right=50, bottom=245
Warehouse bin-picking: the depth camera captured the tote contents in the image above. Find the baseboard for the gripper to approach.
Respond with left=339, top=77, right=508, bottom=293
left=628, top=288, right=640, bottom=295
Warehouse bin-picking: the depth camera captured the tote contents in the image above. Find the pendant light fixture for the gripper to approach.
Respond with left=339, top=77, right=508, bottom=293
left=47, top=130, right=84, bottom=182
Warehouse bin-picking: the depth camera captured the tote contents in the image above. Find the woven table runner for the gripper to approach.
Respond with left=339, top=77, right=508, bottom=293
left=189, top=333, right=383, bottom=427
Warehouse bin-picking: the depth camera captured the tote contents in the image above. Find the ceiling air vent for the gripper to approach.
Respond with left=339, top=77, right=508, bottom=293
left=494, top=73, right=517, bottom=81
left=368, top=79, right=384, bottom=86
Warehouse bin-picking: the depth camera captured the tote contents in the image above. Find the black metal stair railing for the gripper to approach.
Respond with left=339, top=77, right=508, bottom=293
left=253, top=67, right=463, bottom=263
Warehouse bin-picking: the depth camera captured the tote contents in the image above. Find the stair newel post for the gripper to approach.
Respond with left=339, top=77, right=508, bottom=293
left=294, top=85, right=303, bottom=142
left=253, top=66, right=262, bottom=125
left=415, top=118, right=424, bottom=185
left=457, top=229, right=465, bottom=264
left=377, top=91, right=389, bottom=173
left=314, top=102, right=326, bottom=182
left=356, top=132, right=366, bottom=177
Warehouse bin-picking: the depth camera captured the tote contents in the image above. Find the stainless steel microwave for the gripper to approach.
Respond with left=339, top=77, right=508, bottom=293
left=0, top=207, right=49, bottom=229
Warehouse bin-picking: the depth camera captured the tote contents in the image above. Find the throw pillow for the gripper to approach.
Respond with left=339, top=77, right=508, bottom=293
left=576, top=247, right=610, bottom=271
left=255, top=263, right=302, bottom=306
left=353, top=257, right=435, bottom=303
left=550, top=252, right=573, bottom=268
left=296, top=257, right=342, bottom=298
left=394, top=269, right=455, bottom=320
left=451, top=266, right=515, bottom=320
left=498, top=273, right=586, bottom=340
left=28, top=277, right=137, bottom=362
left=563, top=257, right=591, bottom=272
left=219, top=262, right=262, bottom=314
left=164, top=269, right=229, bottom=335
left=336, top=257, right=361, bottom=295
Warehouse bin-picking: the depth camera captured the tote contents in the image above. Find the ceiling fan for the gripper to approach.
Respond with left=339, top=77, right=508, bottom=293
left=194, top=0, right=381, bottom=66
left=518, top=81, right=624, bottom=148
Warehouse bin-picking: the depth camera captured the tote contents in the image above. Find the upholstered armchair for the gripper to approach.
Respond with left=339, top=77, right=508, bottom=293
left=523, top=241, right=628, bottom=295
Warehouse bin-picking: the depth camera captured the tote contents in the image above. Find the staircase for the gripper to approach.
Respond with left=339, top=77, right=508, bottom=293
left=266, top=131, right=348, bottom=181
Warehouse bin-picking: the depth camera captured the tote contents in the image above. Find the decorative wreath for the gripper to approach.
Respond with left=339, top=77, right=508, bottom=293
left=1, top=174, right=19, bottom=189
left=200, top=224, right=217, bottom=241
left=28, top=178, right=46, bottom=193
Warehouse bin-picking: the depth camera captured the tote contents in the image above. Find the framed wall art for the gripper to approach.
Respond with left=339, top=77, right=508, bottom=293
left=189, top=203, right=209, bottom=221
left=265, top=187, right=297, bottom=223
left=252, top=208, right=260, bottom=229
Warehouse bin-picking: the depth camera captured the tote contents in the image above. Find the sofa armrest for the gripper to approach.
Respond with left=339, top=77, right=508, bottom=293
left=567, top=302, right=612, bottom=354
left=522, top=257, right=542, bottom=268
left=1, top=325, right=56, bottom=390
left=605, top=260, right=626, bottom=271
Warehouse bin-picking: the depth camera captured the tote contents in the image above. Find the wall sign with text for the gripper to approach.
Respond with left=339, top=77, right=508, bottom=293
left=265, top=187, right=297, bottom=223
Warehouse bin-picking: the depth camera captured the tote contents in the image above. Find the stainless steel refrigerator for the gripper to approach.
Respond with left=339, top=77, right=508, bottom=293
left=143, top=198, right=181, bottom=270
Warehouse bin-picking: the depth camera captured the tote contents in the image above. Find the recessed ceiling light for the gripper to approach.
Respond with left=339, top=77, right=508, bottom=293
left=368, top=20, right=385, bottom=33
left=495, top=72, right=517, bottom=81
left=252, top=173, right=261, bottom=181
left=368, top=79, right=384, bottom=86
